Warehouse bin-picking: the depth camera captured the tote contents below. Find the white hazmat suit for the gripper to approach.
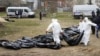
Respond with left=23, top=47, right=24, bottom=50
left=78, top=17, right=97, bottom=46
left=78, top=19, right=85, bottom=32
left=46, top=19, right=62, bottom=44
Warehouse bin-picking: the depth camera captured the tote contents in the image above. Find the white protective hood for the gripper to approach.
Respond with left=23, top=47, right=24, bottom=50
left=52, top=19, right=58, bottom=23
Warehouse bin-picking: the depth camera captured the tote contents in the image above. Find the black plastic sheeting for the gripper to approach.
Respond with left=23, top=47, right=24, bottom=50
left=0, top=26, right=84, bottom=50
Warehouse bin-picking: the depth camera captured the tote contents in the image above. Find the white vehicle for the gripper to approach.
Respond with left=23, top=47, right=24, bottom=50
left=73, top=5, right=98, bottom=19
left=6, top=7, right=35, bottom=18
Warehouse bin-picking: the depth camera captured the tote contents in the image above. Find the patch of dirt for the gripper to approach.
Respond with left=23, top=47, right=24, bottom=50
left=0, top=17, right=7, bottom=22
left=0, top=36, right=100, bottom=56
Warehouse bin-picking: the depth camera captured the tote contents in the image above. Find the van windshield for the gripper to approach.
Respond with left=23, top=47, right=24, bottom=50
left=24, top=9, right=32, bottom=12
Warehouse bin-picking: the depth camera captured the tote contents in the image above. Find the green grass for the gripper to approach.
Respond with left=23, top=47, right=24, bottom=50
left=5, top=19, right=40, bottom=26
left=0, top=12, right=6, bottom=17
left=0, top=12, right=79, bottom=37
left=0, top=26, right=20, bottom=37
left=0, top=12, right=100, bottom=56
left=56, top=12, right=73, bottom=18
left=46, top=12, right=74, bottom=19
left=0, top=19, right=40, bottom=37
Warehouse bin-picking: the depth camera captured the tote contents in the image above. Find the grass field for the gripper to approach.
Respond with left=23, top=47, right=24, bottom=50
left=0, top=12, right=79, bottom=38
left=0, top=12, right=100, bottom=56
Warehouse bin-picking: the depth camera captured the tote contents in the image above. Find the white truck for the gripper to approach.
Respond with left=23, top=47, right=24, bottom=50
left=6, top=7, right=35, bottom=18
left=73, top=5, right=98, bottom=19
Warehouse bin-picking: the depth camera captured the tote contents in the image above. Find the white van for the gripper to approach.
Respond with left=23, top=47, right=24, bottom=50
left=73, top=5, right=98, bottom=19
left=6, top=7, right=35, bottom=18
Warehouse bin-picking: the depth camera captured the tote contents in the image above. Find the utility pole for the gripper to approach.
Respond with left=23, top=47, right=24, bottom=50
left=88, top=0, right=92, bottom=5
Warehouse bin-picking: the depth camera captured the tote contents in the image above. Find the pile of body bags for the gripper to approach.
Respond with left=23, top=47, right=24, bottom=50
left=0, top=26, right=84, bottom=50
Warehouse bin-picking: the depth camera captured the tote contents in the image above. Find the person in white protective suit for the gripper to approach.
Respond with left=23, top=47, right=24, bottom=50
left=46, top=19, right=63, bottom=46
left=78, top=17, right=85, bottom=32
left=78, top=17, right=97, bottom=46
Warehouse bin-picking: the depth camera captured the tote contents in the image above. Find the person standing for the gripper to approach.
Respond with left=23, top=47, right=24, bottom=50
left=39, top=11, right=42, bottom=20
left=46, top=19, right=63, bottom=48
left=79, top=17, right=97, bottom=46
left=19, top=10, right=23, bottom=18
left=78, top=17, right=85, bottom=32
left=15, top=10, right=19, bottom=18
left=91, top=11, right=96, bottom=34
left=96, top=9, right=100, bottom=17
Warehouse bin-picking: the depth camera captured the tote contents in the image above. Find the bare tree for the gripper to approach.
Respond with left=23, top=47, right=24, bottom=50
left=0, top=0, right=9, bottom=7
left=8, top=0, right=21, bottom=6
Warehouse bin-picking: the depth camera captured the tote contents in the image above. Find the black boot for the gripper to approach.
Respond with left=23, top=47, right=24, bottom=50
left=53, top=43, right=61, bottom=49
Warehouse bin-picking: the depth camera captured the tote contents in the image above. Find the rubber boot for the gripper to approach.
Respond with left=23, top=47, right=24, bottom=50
left=53, top=42, right=61, bottom=49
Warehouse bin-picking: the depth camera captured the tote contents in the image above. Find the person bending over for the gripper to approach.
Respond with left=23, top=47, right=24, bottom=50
left=46, top=19, right=63, bottom=48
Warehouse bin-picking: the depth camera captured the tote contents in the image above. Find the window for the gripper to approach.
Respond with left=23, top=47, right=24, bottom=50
left=18, top=9, right=23, bottom=12
left=24, top=9, right=28, bottom=12
left=8, top=9, right=17, bottom=12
